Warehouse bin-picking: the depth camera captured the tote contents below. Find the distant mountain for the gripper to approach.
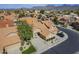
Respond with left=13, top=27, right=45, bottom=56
left=47, top=4, right=79, bottom=7
left=32, top=4, right=79, bottom=10
left=47, top=4, right=63, bottom=7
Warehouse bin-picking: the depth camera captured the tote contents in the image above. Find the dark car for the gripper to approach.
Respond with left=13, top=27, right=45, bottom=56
left=57, top=31, right=64, bottom=37
left=70, top=22, right=79, bottom=31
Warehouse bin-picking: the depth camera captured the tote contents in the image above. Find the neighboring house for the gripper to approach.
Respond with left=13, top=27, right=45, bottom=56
left=75, top=17, right=79, bottom=23
left=25, top=17, right=58, bottom=41
left=0, top=26, right=21, bottom=54
left=0, top=13, right=16, bottom=28
left=58, top=15, right=70, bottom=26
left=58, top=14, right=78, bottom=26
left=69, top=13, right=78, bottom=24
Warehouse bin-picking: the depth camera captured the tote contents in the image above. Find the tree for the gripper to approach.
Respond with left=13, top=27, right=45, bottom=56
left=0, top=16, right=4, bottom=20
left=30, top=14, right=34, bottom=17
left=37, top=14, right=42, bottom=19
left=17, top=21, right=33, bottom=42
left=14, top=9, right=20, bottom=14
left=74, top=10, right=79, bottom=16
left=40, top=9, right=45, bottom=14
left=53, top=16, right=59, bottom=25
left=6, top=11, right=11, bottom=15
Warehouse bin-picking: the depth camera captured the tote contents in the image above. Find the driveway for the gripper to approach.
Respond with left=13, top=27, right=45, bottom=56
left=31, top=33, right=48, bottom=53
left=6, top=43, right=21, bottom=54
left=31, top=31, right=67, bottom=54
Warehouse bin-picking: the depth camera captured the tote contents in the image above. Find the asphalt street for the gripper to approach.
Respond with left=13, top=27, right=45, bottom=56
left=42, top=27, right=79, bottom=54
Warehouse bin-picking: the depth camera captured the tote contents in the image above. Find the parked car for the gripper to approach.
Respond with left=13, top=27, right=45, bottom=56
left=57, top=31, right=64, bottom=37
left=70, top=22, right=79, bottom=31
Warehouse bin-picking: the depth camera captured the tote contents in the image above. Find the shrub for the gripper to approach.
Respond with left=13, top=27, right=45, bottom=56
left=22, top=45, right=36, bottom=54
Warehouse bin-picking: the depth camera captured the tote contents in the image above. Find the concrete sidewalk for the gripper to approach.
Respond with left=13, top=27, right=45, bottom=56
left=67, top=26, right=79, bottom=34
left=58, top=25, right=79, bottom=34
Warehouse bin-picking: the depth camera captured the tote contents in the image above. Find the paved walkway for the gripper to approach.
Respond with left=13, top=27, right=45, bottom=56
left=6, top=43, right=21, bottom=54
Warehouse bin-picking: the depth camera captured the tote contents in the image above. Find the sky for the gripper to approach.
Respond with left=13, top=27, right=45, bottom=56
left=0, top=4, right=46, bottom=9
left=0, top=4, right=78, bottom=9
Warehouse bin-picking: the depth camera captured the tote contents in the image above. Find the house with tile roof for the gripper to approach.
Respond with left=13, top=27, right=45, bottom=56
left=0, top=13, right=16, bottom=28
left=0, top=26, right=21, bottom=53
left=24, top=17, right=58, bottom=40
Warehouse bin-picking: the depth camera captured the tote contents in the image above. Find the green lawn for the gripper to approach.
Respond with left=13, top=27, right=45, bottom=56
left=22, top=45, right=36, bottom=54
left=17, top=20, right=36, bottom=54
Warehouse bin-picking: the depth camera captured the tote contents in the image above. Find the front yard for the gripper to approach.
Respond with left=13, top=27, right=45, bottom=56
left=22, top=44, right=36, bottom=54
left=16, top=20, right=36, bottom=54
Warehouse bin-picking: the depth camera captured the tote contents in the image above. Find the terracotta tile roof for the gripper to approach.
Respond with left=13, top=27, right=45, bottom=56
left=0, top=26, right=21, bottom=51
left=0, top=15, right=14, bottom=28
left=42, top=20, right=58, bottom=33
left=42, top=20, right=53, bottom=28
left=25, top=17, right=58, bottom=39
left=25, top=17, right=34, bottom=25
left=0, top=19, right=13, bottom=28
left=34, top=21, right=50, bottom=37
